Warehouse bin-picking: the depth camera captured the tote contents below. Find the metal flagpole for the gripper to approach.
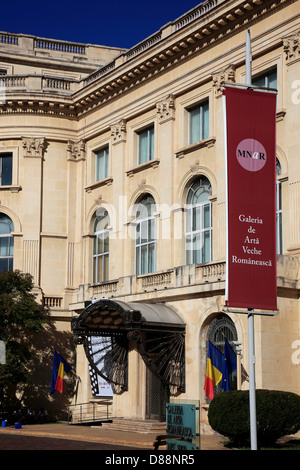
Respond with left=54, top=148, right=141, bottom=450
left=245, top=29, right=258, bottom=451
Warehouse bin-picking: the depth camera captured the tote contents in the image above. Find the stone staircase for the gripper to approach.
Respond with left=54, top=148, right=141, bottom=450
left=100, top=418, right=166, bottom=434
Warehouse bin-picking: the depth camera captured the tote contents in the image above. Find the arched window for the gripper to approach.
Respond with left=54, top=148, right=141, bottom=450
left=0, top=213, right=14, bottom=272
left=276, top=158, right=283, bottom=254
left=135, top=194, right=156, bottom=275
left=206, top=314, right=238, bottom=396
left=185, top=177, right=212, bottom=264
left=93, top=209, right=110, bottom=283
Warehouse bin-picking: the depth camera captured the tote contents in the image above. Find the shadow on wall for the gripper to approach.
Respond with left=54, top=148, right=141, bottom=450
left=5, top=320, right=76, bottom=423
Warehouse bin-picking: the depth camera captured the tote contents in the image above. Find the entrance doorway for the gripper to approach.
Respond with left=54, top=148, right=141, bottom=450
left=146, top=369, right=169, bottom=421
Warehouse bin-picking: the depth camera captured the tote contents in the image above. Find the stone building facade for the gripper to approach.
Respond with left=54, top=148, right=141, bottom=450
left=0, top=0, right=299, bottom=428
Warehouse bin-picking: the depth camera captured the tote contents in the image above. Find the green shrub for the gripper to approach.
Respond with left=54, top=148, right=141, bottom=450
left=208, top=389, right=300, bottom=447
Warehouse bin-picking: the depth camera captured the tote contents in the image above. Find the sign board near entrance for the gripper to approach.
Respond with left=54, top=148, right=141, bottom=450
left=223, top=86, right=277, bottom=311
left=166, top=403, right=196, bottom=439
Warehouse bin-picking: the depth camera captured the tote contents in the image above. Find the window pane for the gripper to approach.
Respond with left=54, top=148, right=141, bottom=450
left=138, top=130, right=148, bottom=164
left=138, top=127, right=154, bottom=164
left=96, top=148, right=108, bottom=180
left=203, top=204, right=211, bottom=228
left=9, top=237, right=14, bottom=256
left=189, top=102, right=209, bottom=144
left=203, top=230, right=211, bottom=263
left=136, top=246, right=140, bottom=274
left=141, top=245, right=147, bottom=274
left=0, top=258, right=8, bottom=272
left=189, top=106, right=200, bottom=144
left=194, top=233, right=201, bottom=264
left=148, top=219, right=155, bottom=242
left=203, top=102, right=209, bottom=139
left=1, top=155, right=12, bottom=186
left=141, top=220, right=148, bottom=244
left=193, top=206, right=201, bottom=231
left=148, top=243, right=155, bottom=273
left=104, top=254, right=109, bottom=281
left=103, top=232, right=109, bottom=253
left=0, top=237, right=9, bottom=256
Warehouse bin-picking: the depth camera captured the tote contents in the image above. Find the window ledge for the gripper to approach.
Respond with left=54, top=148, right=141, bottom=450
left=85, top=177, right=113, bottom=192
left=126, top=159, right=160, bottom=177
left=175, top=137, right=216, bottom=158
left=0, top=185, right=22, bottom=193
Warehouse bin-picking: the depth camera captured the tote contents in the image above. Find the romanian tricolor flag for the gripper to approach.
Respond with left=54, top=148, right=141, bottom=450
left=50, top=350, right=72, bottom=394
left=204, top=341, right=223, bottom=400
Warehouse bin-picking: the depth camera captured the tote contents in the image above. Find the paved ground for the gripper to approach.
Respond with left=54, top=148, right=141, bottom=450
left=0, top=422, right=228, bottom=451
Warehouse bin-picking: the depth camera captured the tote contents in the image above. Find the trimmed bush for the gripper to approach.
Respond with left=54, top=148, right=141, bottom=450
left=208, top=389, right=300, bottom=447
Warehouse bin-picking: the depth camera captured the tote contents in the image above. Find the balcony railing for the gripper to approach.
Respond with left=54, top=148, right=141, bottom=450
left=88, top=261, right=226, bottom=301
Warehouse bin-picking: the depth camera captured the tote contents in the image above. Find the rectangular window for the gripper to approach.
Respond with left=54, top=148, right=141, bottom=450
left=188, top=101, right=209, bottom=145
left=138, top=126, right=154, bottom=164
left=0, top=153, right=12, bottom=186
left=252, top=69, right=277, bottom=89
left=95, top=146, right=109, bottom=181
left=93, top=231, right=109, bottom=283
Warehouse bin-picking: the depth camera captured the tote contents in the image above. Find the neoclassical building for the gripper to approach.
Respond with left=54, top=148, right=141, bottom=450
left=0, top=0, right=299, bottom=429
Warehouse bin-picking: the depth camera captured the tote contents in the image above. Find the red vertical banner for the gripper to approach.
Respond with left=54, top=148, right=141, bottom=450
left=223, top=86, right=277, bottom=311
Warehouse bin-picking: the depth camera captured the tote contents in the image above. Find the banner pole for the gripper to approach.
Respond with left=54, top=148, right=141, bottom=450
left=248, top=310, right=258, bottom=450
left=246, top=29, right=258, bottom=451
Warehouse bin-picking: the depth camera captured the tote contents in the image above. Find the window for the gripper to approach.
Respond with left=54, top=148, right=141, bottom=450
left=93, top=210, right=110, bottom=283
left=252, top=68, right=277, bottom=89
left=95, top=146, right=109, bottom=181
left=0, top=213, right=14, bottom=272
left=0, top=153, right=12, bottom=186
left=185, top=177, right=212, bottom=264
left=188, top=101, right=209, bottom=145
left=276, top=159, right=283, bottom=255
left=135, top=195, right=156, bottom=275
left=138, top=126, right=154, bottom=164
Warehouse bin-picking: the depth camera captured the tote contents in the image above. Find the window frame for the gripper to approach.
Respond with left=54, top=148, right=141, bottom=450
left=92, top=211, right=110, bottom=284
left=0, top=213, right=14, bottom=272
left=188, top=100, right=209, bottom=145
left=0, top=153, right=13, bottom=186
left=95, top=145, right=109, bottom=182
left=137, top=125, right=155, bottom=165
left=135, top=195, right=156, bottom=275
left=185, top=177, right=212, bottom=265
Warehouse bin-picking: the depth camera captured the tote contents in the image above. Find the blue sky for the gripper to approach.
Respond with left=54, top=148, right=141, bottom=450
left=1, top=0, right=205, bottom=49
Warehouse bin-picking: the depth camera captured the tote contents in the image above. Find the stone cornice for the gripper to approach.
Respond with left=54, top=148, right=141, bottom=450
left=0, top=0, right=296, bottom=119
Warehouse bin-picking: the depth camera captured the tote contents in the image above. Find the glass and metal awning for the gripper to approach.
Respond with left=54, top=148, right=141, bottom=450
left=71, top=299, right=185, bottom=395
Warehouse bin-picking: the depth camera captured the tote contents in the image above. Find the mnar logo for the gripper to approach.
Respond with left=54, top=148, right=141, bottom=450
left=236, top=138, right=267, bottom=172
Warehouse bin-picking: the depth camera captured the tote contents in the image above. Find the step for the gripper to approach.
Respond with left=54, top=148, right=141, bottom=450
left=100, top=418, right=166, bottom=434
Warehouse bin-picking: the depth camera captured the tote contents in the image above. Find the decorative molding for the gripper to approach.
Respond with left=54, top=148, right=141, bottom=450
left=175, top=137, right=216, bottom=159
left=110, top=119, right=127, bottom=144
left=126, top=159, right=160, bottom=177
left=212, top=64, right=236, bottom=96
left=283, top=30, right=300, bottom=64
left=156, top=94, right=175, bottom=123
left=22, top=137, right=46, bottom=158
left=67, top=139, right=86, bottom=161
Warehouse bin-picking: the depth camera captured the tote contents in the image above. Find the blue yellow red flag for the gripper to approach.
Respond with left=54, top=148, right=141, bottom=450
left=204, top=341, right=223, bottom=400
left=50, top=350, right=72, bottom=394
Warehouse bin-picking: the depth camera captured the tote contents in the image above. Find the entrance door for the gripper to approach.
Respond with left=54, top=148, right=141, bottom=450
left=146, top=369, right=169, bottom=421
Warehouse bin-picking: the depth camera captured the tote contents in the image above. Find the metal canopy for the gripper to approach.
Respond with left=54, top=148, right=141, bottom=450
left=71, top=299, right=185, bottom=395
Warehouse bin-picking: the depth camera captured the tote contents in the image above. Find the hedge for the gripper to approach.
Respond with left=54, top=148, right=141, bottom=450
left=208, top=389, right=300, bottom=447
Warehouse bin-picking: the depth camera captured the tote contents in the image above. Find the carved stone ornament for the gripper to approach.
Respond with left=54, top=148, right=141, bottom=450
left=110, top=119, right=127, bottom=144
left=22, top=137, right=46, bottom=158
left=156, top=94, right=175, bottom=123
left=67, top=140, right=86, bottom=161
left=283, top=31, right=300, bottom=63
left=212, top=64, right=236, bottom=96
